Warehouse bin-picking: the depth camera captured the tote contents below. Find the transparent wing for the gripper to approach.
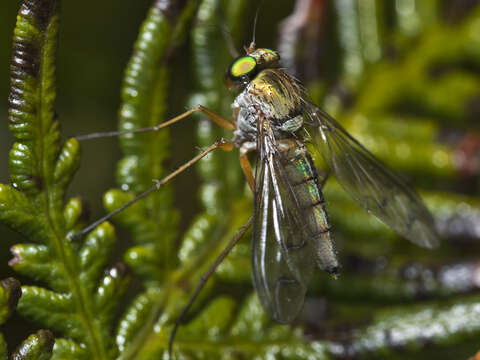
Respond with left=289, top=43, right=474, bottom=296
left=302, top=102, right=439, bottom=248
left=251, top=123, right=316, bottom=324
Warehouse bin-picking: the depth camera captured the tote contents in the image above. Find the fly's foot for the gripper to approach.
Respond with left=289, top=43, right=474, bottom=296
left=152, top=179, right=162, bottom=190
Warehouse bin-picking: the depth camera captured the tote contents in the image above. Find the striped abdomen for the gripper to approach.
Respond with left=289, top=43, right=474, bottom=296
left=279, top=142, right=338, bottom=274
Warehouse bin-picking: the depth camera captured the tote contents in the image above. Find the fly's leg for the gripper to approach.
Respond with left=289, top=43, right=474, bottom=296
left=239, top=141, right=257, bottom=192
left=167, top=142, right=255, bottom=357
left=75, top=105, right=235, bottom=141
left=168, top=216, right=253, bottom=359
left=70, top=139, right=235, bottom=240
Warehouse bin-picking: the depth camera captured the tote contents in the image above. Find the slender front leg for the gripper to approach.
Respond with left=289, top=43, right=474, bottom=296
left=75, top=105, right=236, bottom=141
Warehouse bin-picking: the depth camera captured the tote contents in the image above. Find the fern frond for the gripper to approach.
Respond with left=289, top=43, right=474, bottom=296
left=1, top=1, right=129, bottom=358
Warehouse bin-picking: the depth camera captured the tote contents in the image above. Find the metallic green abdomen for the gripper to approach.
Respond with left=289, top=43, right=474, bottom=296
left=280, top=143, right=338, bottom=274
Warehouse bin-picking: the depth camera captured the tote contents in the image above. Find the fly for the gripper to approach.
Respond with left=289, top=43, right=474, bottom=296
left=224, top=44, right=439, bottom=323
left=73, top=41, right=439, bottom=358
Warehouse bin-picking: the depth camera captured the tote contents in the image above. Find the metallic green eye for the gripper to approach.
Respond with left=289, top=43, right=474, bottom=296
left=230, top=56, right=256, bottom=78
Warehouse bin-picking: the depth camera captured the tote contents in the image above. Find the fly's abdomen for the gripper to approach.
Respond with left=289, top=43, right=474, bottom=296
left=280, top=143, right=338, bottom=274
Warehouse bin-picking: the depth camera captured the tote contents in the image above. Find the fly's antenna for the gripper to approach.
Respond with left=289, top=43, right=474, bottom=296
left=252, top=5, right=260, bottom=46
left=247, top=0, right=265, bottom=53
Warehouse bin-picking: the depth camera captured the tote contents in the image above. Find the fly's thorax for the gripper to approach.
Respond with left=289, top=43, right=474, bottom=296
left=231, top=69, right=305, bottom=146
left=248, top=69, right=303, bottom=121
left=232, top=91, right=257, bottom=146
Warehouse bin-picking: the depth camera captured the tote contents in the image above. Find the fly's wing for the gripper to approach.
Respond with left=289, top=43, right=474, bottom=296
left=302, top=102, right=439, bottom=248
left=252, top=122, right=316, bottom=324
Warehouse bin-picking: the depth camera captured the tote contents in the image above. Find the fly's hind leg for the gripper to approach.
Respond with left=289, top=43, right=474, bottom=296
left=70, top=139, right=235, bottom=240
left=168, top=216, right=253, bottom=358
left=239, top=141, right=257, bottom=192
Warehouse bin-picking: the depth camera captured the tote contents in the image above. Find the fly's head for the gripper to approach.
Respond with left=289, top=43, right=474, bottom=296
left=225, top=46, right=280, bottom=90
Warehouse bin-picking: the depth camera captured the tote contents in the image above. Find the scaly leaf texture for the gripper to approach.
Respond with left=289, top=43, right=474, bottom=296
left=2, top=1, right=130, bottom=358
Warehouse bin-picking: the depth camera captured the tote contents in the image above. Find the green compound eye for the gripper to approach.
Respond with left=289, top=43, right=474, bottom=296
left=230, top=56, right=256, bottom=78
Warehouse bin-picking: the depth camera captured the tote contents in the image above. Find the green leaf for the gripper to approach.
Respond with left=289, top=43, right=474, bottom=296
left=50, top=339, right=88, bottom=360
left=12, top=330, right=54, bottom=360
left=0, top=278, right=57, bottom=359
left=78, top=223, right=116, bottom=293
left=115, top=289, right=160, bottom=353
left=0, top=278, right=22, bottom=325
left=94, top=263, right=131, bottom=325
left=18, top=286, right=79, bottom=339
